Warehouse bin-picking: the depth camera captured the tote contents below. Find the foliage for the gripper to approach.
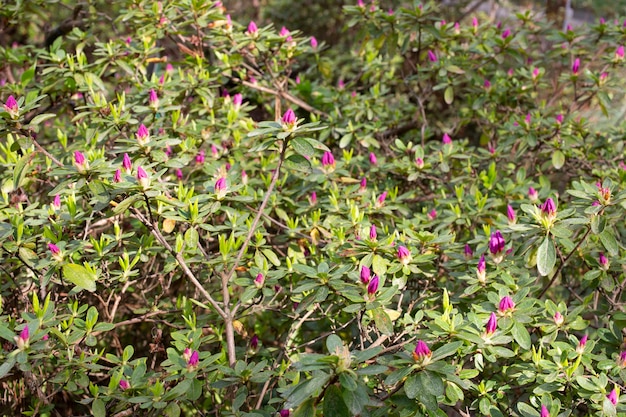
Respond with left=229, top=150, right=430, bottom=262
left=2, top=1, right=626, bottom=416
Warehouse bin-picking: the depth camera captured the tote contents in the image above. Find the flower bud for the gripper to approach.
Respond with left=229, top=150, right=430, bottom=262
left=48, top=243, right=63, bottom=262
left=501, top=28, right=511, bottom=39
left=137, top=166, right=150, bottom=189
left=122, top=153, right=132, bottom=174
left=376, top=191, right=387, bottom=208
left=149, top=89, right=158, bottom=108
left=616, top=46, right=624, bottom=61
left=360, top=266, right=371, bottom=284
left=618, top=351, right=626, bottom=368
left=369, top=224, right=377, bottom=241
left=553, top=311, right=564, bottom=326
left=442, top=133, right=452, bottom=144
left=397, top=246, right=411, bottom=266
left=484, top=312, right=497, bottom=336
left=309, top=191, right=317, bottom=205
left=540, top=405, right=549, bottom=417
left=489, top=230, right=505, bottom=263
left=507, top=204, right=516, bottom=224
left=215, top=177, right=227, bottom=199
left=464, top=244, right=473, bottom=259
left=498, top=296, right=515, bottom=313
left=247, top=21, right=258, bottom=35
left=119, top=380, right=130, bottom=390
left=576, top=334, right=588, bottom=354
left=4, top=95, right=19, bottom=119
left=15, top=325, right=29, bottom=350
left=359, top=177, right=367, bottom=191
left=427, top=209, right=437, bottom=220
left=196, top=150, right=205, bottom=165
left=188, top=350, right=199, bottom=368
left=412, top=340, right=432, bottom=362
left=369, top=152, right=377, bottom=165
left=367, top=275, right=379, bottom=296
left=136, top=124, right=150, bottom=146
left=232, top=93, right=243, bottom=108
left=476, top=254, right=486, bottom=283
left=176, top=168, right=183, bottom=181
left=427, top=50, right=438, bottom=62
left=279, top=410, right=290, bottom=417
left=250, top=334, right=259, bottom=350
left=572, top=58, right=580, bottom=75
left=321, top=152, right=335, bottom=170
left=74, top=151, right=89, bottom=173
left=599, top=252, right=609, bottom=271
left=415, top=157, right=424, bottom=169
left=52, top=194, right=61, bottom=210
left=608, top=387, right=619, bottom=405
left=254, top=273, right=264, bottom=288
left=281, top=108, right=296, bottom=126
left=528, top=187, right=538, bottom=202
left=311, top=37, right=318, bottom=49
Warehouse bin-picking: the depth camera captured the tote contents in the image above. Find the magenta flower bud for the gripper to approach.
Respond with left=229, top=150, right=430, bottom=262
left=412, top=340, right=432, bottom=362
left=359, top=177, right=367, bottom=191
left=367, top=275, right=379, bottom=296
left=442, top=133, right=452, bottom=144
left=357, top=0, right=364, bottom=6
left=506, top=204, right=516, bottom=224
left=608, top=388, right=618, bottom=405
left=572, top=58, right=580, bottom=75
left=428, top=209, right=437, bottom=220
left=183, top=347, right=192, bottom=362
left=254, top=273, right=264, bottom=288
left=464, top=244, right=473, bottom=259
left=114, top=169, right=122, bottom=183
left=540, top=198, right=557, bottom=221
left=476, top=254, right=486, bottom=283
left=48, top=242, right=61, bottom=256
left=498, top=296, right=515, bottom=313
left=369, top=152, right=377, bottom=165
left=528, top=187, right=538, bottom=202
left=472, top=17, right=478, bottom=28
left=122, top=153, right=132, bottom=173
left=599, top=252, right=609, bottom=270
left=137, top=166, right=150, bottom=189
left=136, top=124, right=150, bottom=146
left=427, top=50, right=438, bottom=62
left=397, top=245, right=411, bottom=266
left=376, top=191, right=388, bottom=207
left=15, top=325, right=29, bottom=349
left=279, top=26, right=290, bottom=37
left=247, top=21, right=258, bottom=34
left=485, top=312, right=497, bottom=335
left=576, top=334, right=588, bottom=354
left=554, top=311, right=564, bottom=326
left=617, top=46, right=625, bottom=60
left=532, top=68, right=540, bottom=79
left=281, top=108, right=296, bottom=126
left=52, top=194, right=61, bottom=210
left=321, top=151, right=335, bottom=168
left=188, top=350, right=199, bottom=367
left=415, top=157, right=424, bottom=169
left=555, top=114, right=563, bottom=125
left=215, top=177, right=227, bottom=199
left=4, top=95, right=19, bottom=118
left=540, top=405, right=550, bottom=417
left=360, top=265, right=371, bottom=284
left=211, top=144, right=219, bottom=158
left=232, top=93, right=243, bottom=108
left=295, top=76, right=301, bottom=84
left=74, top=151, right=88, bottom=172
left=501, top=28, right=511, bottom=39
left=311, top=36, right=318, bottom=49
left=176, top=168, right=183, bottom=181
left=166, top=63, right=174, bottom=73
left=525, top=113, right=531, bottom=125
left=119, top=380, right=130, bottom=390
left=618, top=351, right=626, bottom=367
left=484, top=79, right=491, bottom=89
left=250, top=334, right=259, bottom=350
left=280, top=410, right=290, bottom=417
left=369, top=224, right=377, bottom=240
left=149, top=89, right=158, bottom=107
left=196, top=150, right=205, bottom=165
left=489, top=230, right=505, bottom=255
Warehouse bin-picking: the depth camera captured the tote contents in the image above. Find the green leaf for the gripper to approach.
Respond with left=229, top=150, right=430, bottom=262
left=444, top=86, right=454, bottom=104
left=163, top=402, right=181, bottom=417
left=0, top=355, right=16, bottom=379
left=284, top=154, right=311, bottom=172
left=113, top=195, right=142, bottom=214
left=537, top=236, right=556, bottom=277
left=13, top=154, right=29, bottom=190
left=326, top=334, right=343, bottom=353
left=293, top=398, right=316, bottom=417
left=262, top=248, right=281, bottom=266
left=322, top=385, right=350, bottom=417
left=599, top=229, right=619, bottom=256
left=430, top=341, right=463, bottom=362
left=291, top=137, right=315, bottom=158
left=285, top=374, right=330, bottom=409
left=511, top=322, right=531, bottom=350
left=551, top=150, right=565, bottom=169
left=62, top=263, right=97, bottom=292
left=29, top=113, right=56, bottom=126
left=92, top=399, right=106, bottom=417
left=372, top=307, right=394, bottom=336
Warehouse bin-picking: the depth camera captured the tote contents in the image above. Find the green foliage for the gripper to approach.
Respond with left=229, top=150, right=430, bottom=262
left=2, top=0, right=626, bottom=416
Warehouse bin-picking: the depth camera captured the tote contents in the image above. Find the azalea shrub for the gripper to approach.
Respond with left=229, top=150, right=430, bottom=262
left=3, top=1, right=626, bottom=416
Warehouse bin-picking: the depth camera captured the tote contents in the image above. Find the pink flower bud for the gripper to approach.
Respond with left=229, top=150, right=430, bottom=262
left=4, top=95, right=19, bottom=118
left=442, top=133, right=452, bottom=144
left=359, top=177, right=367, bottom=191
left=114, top=169, right=122, bottom=183
left=188, top=350, right=199, bottom=367
left=241, top=170, right=248, bottom=185
left=376, top=191, right=387, bottom=207
left=119, top=380, right=130, bottom=390
left=554, top=311, right=564, bottom=326
left=367, top=275, right=379, bottom=296
left=311, top=36, right=318, bottom=49
left=618, top=351, right=626, bottom=367
left=137, top=166, right=150, bottom=189
left=52, top=194, right=61, bottom=210
left=338, top=79, right=345, bottom=89
left=149, top=89, right=158, bottom=107
left=608, top=388, right=618, bottom=405
left=484, top=79, right=491, bottom=89
left=247, top=21, right=258, bottom=34
left=576, top=334, right=588, bottom=354
left=215, top=177, right=227, bottom=199
left=540, top=405, right=549, bottom=417
left=498, top=296, right=515, bottom=313
left=74, top=151, right=88, bottom=172
left=232, top=93, right=243, bottom=108
left=369, top=224, right=377, bottom=240
left=321, top=151, right=335, bottom=168
left=428, top=209, right=437, bottom=220
left=279, top=26, right=290, bottom=37
left=166, top=63, right=174, bottom=73
left=15, top=325, right=29, bottom=349
left=369, top=152, right=377, bottom=165
left=397, top=246, right=411, bottom=265
left=485, top=312, right=497, bottom=335
left=555, top=114, right=563, bottom=125
left=489, top=230, right=505, bottom=256
left=250, top=334, right=259, bottom=350
left=281, top=108, right=296, bottom=125
left=412, top=340, right=432, bottom=361
left=415, top=157, right=424, bottom=169
left=254, top=273, right=264, bottom=288
left=136, top=124, right=150, bottom=146
left=472, top=17, right=478, bottom=28
left=122, top=153, right=132, bottom=173
left=540, top=198, right=557, bottom=221
left=360, top=266, right=371, bottom=284
left=427, top=50, right=438, bottom=62
left=176, top=168, right=183, bottom=181
left=528, top=187, right=538, bottom=202
left=532, top=68, right=540, bottom=79
left=464, top=244, right=473, bottom=259
left=196, top=150, right=205, bottom=165
left=507, top=204, right=516, bottom=224
left=477, top=254, right=486, bottom=283
left=572, top=58, right=580, bottom=75
left=599, top=252, right=609, bottom=270
left=280, top=410, right=290, bottom=417
left=501, top=28, right=511, bottom=39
